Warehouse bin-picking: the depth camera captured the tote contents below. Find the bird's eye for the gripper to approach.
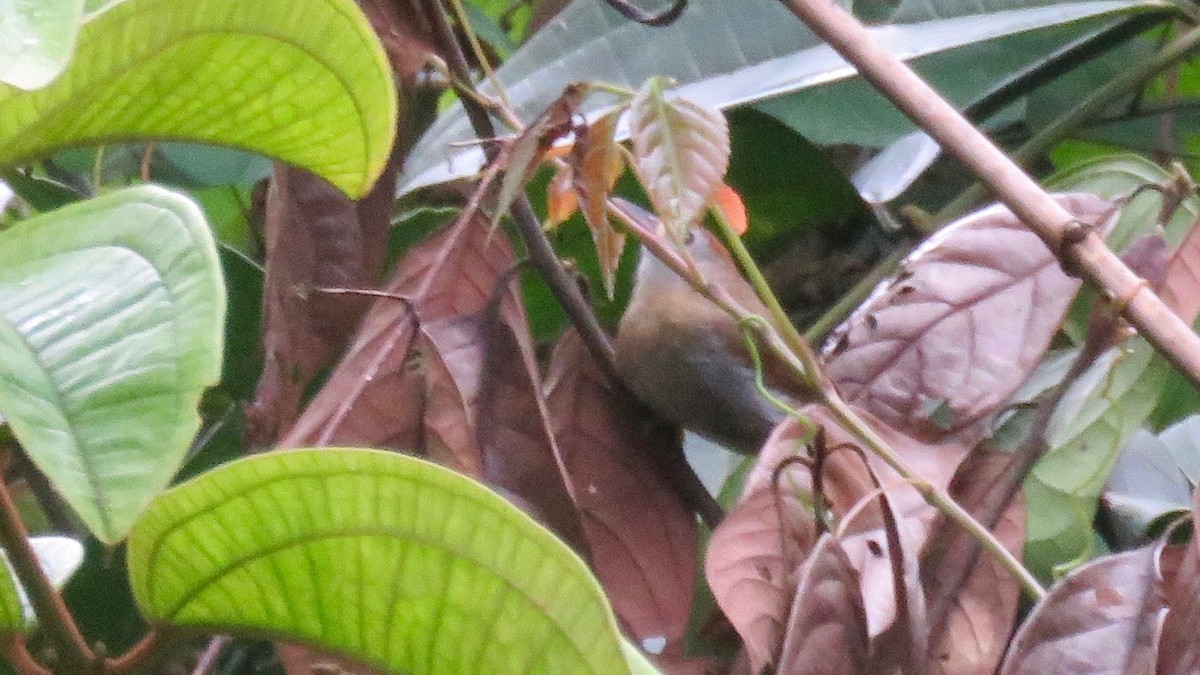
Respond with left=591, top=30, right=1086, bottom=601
left=684, top=230, right=696, bottom=245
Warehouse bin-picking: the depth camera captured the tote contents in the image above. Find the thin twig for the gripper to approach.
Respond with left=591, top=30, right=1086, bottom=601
left=2, top=635, right=50, bottom=675
left=190, top=635, right=232, bottom=675
left=105, top=629, right=175, bottom=674
left=0, top=454, right=94, bottom=671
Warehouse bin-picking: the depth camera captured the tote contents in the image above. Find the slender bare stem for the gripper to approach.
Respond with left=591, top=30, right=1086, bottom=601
left=0, top=465, right=94, bottom=671
left=3, top=635, right=50, bottom=675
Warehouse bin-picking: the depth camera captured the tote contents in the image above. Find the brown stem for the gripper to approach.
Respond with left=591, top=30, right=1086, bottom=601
left=3, top=635, right=51, bottom=675
left=777, top=0, right=1200, bottom=392
left=0, top=469, right=94, bottom=671
left=104, top=629, right=177, bottom=674
left=422, top=0, right=620, bottom=383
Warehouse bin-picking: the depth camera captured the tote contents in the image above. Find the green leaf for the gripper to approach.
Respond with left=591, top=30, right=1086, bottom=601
left=2, top=170, right=80, bottom=212
left=128, top=448, right=635, bottom=675
left=0, top=550, right=24, bottom=634
left=1024, top=339, right=1169, bottom=579
left=0, top=185, right=224, bottom=543
left=402, top=0, right=1168, bottom=192
left=1048, top=154, right=1200, bottom=251
left=0, top=0, right=86, bottom=90
left=0, top=0, right=397, bottom=198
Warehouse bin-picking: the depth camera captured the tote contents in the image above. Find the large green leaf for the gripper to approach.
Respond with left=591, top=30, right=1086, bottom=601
left=0, top=0, right=397, bottom=197
left=128, top=448, right=640, bottom=675
left=401, top=0, right=1169, bottom=193
left=0, top=0, right=86, bottom=90
left=0, top=185, right=224, bottom=543
left=1024, top=339, right=1169, bottom=579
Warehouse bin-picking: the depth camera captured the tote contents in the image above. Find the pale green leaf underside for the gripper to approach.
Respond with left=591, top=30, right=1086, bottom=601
left=0, top=186, right=224, bottom=543
left=0, top=0, right=396, bottom=197
left=128, top=448, right=635, bottom=675
left=401, top=0, right=1167, bottom=192
left=1024, top=340, right=1168, bottom=577
left=0, top=0, right=86, bottom=90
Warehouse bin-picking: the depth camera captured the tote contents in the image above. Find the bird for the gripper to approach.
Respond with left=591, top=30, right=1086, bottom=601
left=613, top=226, right=809, bottom=454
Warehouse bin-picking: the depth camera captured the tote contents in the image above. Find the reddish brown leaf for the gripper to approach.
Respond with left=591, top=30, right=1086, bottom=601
left=284, top=211, right=586, bottom=549
left=355, top=0, right=436, bottom=83
left=1161, top=218, right=1200, bottom=322
left=282, top=211, right=513, bottom=449
left=775, top=534, right=870, bottom=675
left=572, top=110, right=627, bottom=298
left=705, top=409, right=872, bottom=672
left=473, top=299, right=587, bottom=551
left=1156, top=486, right=1200, bottom=675
left=822, top=193, right=1118, bottom=448
left=544, top=330, right=703, bottom=669
left=707, top=485, right=816, bottom=672
left=247, top=165, right=391, bottom=446
left=420, top=315, right=487, bottom=475
left=1000, top=546, right=1164, bottom=674
left=922, top=449, right=1026, bottom=675
left=708, top=403, right=962, bottom=672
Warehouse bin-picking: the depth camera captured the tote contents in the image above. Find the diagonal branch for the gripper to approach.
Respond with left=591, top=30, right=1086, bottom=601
left=776, top=0, right=1200, bottom=393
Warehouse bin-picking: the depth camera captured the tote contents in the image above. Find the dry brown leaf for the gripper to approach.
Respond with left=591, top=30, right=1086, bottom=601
left=1000, top=546, right=1164, bottom=674
left=708, top=403, right=967, bottom=672
left=420, top=315, right=488, bottom=475
left=775, top=534, right=870, bottom=675
left=1155, top=485, right=1200, bottom=675
left=247, top=165, right=394, bottom=446
left=823, top=193, right=1117, bottom=448
left=1161, top=217, right=1200, bottom=321
left=706, top=485, right=816, bottom=673
left=922, top=449, right=1025, bottom=675
left=544, top=330, right=703, bottom=669
left=472, top=299, right=587, bottom=551
left=282, top=211, right=513, bottom=449
left=572, top=109, right=627, bottom=298
left=283, top=211, right=586, bottom=549
left=706, top=409, right=874, bottom=672
left=492, top=84, right=587, bottom=230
